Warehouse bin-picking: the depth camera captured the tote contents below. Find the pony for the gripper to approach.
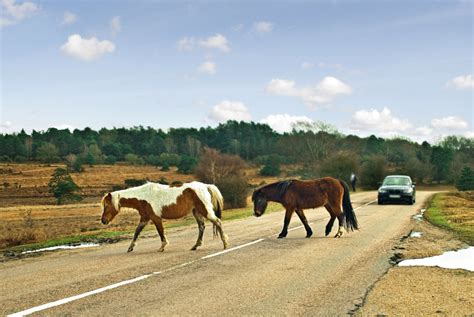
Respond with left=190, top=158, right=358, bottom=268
left=251, top=177, right=358, bottom=239
left=100, top=181, right=228, bottom=252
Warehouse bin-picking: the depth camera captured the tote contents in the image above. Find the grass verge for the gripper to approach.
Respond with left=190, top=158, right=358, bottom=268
left=424, top=191, right=474, bottom=245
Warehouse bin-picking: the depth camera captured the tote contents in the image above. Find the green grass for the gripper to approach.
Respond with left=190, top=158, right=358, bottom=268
left=424, top=192, right=474, bottom=245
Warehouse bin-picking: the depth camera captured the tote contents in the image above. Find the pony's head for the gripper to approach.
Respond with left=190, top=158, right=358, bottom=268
left=251, top=189, right=268, bottom=217
left=101, top=193, right=119, bottom=225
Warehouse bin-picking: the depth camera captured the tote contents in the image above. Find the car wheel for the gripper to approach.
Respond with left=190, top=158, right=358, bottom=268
left=409, top=196, right=414, bottom=205
left=378, top=199, right=383, bottom=205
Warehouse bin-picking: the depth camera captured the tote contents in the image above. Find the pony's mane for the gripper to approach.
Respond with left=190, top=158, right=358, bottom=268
left=259, top=179, right=294, bottom=200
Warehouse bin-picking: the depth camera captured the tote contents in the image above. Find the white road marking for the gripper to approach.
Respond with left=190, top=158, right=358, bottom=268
left=9, top=198, right=377, bottom=317
left=201, top=238, right=265, bottom=259
left=354, top=199, right=377, bottom=211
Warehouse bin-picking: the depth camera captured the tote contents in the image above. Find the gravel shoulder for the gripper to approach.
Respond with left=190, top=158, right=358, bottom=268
left=356, top=207, right=474, bottom=316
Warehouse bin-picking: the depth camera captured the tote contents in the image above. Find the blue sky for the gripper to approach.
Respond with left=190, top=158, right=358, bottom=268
left=1, top=0, right=473, bottom=143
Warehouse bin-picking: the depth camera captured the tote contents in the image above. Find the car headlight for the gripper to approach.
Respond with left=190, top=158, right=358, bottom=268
left=404, top=188, right=413, bottom=193
left=379, top=189, right=387, bottom=193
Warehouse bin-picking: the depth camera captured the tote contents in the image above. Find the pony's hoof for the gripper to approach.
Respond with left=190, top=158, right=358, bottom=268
left=306, top=232, right=313, bottom=238
left=277, top=234, right=286, bottom=239
left=127, top=247, right=134, bottom=253
left=190, top=245, right=198, bottom=251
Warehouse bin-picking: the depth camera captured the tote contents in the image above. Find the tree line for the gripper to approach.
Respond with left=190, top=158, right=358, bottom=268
left=1, top=120, right=473, bottom=187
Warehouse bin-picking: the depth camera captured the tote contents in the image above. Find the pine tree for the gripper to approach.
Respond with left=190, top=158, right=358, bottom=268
left=48, top=168, right=82, bottom=205
left=456, top=167, right=474, bottom=191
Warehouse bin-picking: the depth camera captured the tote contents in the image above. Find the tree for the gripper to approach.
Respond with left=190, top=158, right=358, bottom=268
left=360, top=156, right=386, bottom=189
left=48, top=168, right=82, bottom=205
left=431, top=146, right=453, bottom=183
left=36, top=143, right=60, bottom=163
left=195, top=148, right=248, bottom=208
left=456, top=167, right=474, bottom=191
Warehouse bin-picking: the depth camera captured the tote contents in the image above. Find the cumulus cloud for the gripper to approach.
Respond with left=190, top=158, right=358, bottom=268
left=198, top=61, right=216, bottom=75
left=350, top=107, right=412, bottom=132
left=253, top=21, right=273, bottom=34
left=110, top=16, right=121, bottom=36
left=446, top=74, right=474, bottom=90
left=62, top=11, right=77, bottom=25
left=260, top=114, right=313, bottom=134
left=199, top=33, right=230, bottom=52
left=0, top=120, right=12, bottom=129
left=265, top=76, right=352, bottom=108
left=413, top=126, right=433, bottom=136
left=60, top=34, right=115, bottom=61
left=0, top=0, right=39, bottom=27
left=208, top=100, right=251, bottom=122
left=177, top=37, right=195, bottom=51
left=431, top=116, right=468, bottom=130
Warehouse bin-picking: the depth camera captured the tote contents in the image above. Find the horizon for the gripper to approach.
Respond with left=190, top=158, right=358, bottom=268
left=1, top=0, right=473, bottom=144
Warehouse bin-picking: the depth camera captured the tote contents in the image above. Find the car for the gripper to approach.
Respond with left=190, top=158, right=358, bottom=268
left=377, top=175, right=416, bottom=205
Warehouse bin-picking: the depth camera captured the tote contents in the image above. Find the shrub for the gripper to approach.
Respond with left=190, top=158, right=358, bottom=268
left=195, top=147, right=249, bottom=208
left=104, top=155, right=117, bottom=165
left=456, top=167, right=474, bottom=191
left=124, top=178, right=147, bottom=187
left=216, top=176, right=249, bottom=208
left=124, top=153, right=144, bottom=165
left=48, top=168, right=82, bottom=205
left=259, top=163, right=281, bottom=176
left=177, top=155, right=197, bottom=174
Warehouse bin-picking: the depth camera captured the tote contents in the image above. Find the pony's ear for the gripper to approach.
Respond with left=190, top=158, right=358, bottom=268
left=106, top=193, right=112, bottom=199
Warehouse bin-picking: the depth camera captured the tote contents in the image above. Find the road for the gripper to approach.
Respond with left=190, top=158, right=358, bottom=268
left=1, top=191, right=430, bottom=316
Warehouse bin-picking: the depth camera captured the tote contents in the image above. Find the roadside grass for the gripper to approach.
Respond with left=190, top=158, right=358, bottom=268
left=2, top=202, right=284, bottom=255
left=424, top=191, right=474, bottom=245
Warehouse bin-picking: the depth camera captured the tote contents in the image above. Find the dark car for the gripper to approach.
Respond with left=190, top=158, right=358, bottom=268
left=377, top=175, right=416, bottom=205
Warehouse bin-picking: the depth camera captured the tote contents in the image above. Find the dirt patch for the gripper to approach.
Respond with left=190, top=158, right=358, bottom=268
left=355, top=211, right=473, bottom=316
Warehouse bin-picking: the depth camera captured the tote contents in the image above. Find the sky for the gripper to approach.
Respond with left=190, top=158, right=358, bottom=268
left=0, top=0, right=473, bottom=143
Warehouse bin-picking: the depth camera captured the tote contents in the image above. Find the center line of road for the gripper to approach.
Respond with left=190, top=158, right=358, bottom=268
left=9, top=199, right=377, bottom=317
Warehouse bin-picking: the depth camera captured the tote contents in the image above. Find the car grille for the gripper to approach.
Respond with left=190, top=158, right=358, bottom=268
left=387, top=189, right=403, bottom=194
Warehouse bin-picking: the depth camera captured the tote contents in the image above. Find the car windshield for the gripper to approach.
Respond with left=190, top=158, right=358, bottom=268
left=383, top=177, right=411, bottom=186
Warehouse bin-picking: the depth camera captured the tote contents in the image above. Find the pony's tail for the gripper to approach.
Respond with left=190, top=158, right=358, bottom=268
left=339, top=180, right=359, bottom=231
left=207, top=185, right=224, bottom=238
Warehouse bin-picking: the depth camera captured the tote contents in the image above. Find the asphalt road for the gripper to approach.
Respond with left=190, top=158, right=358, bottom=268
left=1, top=191, right=430, bottom=316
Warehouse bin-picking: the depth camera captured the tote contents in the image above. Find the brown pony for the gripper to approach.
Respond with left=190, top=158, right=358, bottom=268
left=100, top=182, right=228, bottom=252
left=252, top=177, right=358, bottom=238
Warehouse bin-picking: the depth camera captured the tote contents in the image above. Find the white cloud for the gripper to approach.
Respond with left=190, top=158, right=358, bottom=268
left=208, top=100, right=251, bottom=122
left=254, top=21, right=273, bottom=34
left=62, top=11, right=77, bottom=25
left=110, top=16, right=121, bottom=36
left=431, top=116, right=468, bottom=130
left=0, top=121, right=12, bottom=128
left=0, top=0, right=39, bottom=27
left=413, top=126, right=433, bottom=136
left=350, top=107, right=412, bottom=132
left=60, top=34, right=116, bottom=61
left=198, top=61, right=216, bottom=75
left=301, top=62, right=315, bottom=69
left=177, top=37, right=195, bottom=51
left=265, top=76, right=352, bottom=108
left=199, top=33, right=230, bottom=52
left=260, top=114, right=313, bottom=133
left=446, top=74, right=474, bottom=90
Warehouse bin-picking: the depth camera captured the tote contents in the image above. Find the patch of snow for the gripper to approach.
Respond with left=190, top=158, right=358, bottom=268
left=410, top=231, right=422, bottom=238
left=399, top=247, right=474, bottom=271
left=21, top=243, right=99, bottom=254
left=413, top=214, right=423, bottom=221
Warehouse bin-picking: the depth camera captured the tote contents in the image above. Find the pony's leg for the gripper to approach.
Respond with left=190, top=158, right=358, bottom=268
left=333, top=206, right=344, bottom=238
left=151, top=216, right=168, bottom=252
left=324, top=205, right=336, bottom=237
left=191, top=210, right=205, bottom=251
left=278, top=208, right=294, bottom=239
left=295, top=209, right=312, bottom=238
left=206, top=214, right=228, bottom=249
left=127, top=219, right=148, bottom=252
